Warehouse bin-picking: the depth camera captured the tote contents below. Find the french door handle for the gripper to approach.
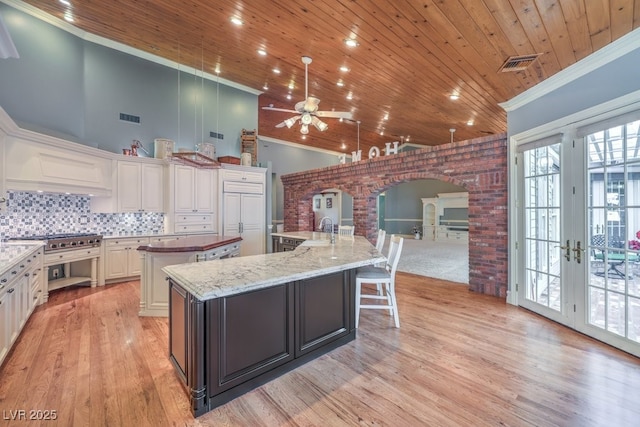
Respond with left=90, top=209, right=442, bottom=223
left=572, top=241, right=585, bottom=263
left=557, top=240, right=571, bottom=261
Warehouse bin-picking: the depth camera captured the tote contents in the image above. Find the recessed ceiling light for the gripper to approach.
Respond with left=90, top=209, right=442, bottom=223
left=336, top=80, right=344, bottom=87
left=64, top=12, right=74, bottom=22
left=230, top=16, right=243, bottom=26
left=257, top=48, right=267, bottom=56
left=339, top=66, right=350, bottom=72
left=346, top=92, right=353, bottom=100
left=344, top=38, right=359, bottom=47
left=59, top=0, right=71, bottom=5
left=380, top=130, right=384, bottom=136
left=467, top=119, right=474, bottom=126
left=263, top=83, right=269, bottom=90
left=273, top=68, right=281, bottom=74
left=301, top=135, right=307, bottom=140
left=288, top=82, right=295, bottom=90
left=383, top=113, right=389, bottom=121
left=450, top=93, right=459, bottom=100
left=286, top=93, right=292, bottom=100
left=341, top=143, right=346, bottom=149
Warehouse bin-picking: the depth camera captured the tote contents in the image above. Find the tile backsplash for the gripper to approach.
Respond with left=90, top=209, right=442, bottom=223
left=0, top=191, right=164, bottom=239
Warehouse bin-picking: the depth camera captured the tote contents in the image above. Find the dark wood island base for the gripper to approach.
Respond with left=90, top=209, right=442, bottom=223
left=169, top=269, right=357, bottom=417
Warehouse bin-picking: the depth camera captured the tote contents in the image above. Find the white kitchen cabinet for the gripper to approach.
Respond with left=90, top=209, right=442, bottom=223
left=173, top=165, right=215, bottom=213
left=138, top=237, right=241, bottom=317
left=92, top=157, right=165, bottom=213
left=221, top=165, right=266, bottom=256
left=220, top=167, right=265, bottom=184
left=0, top=288, right=8, bottom=364
left=117, top=161, right=164, bottom=212
left=104, top=237, right=149, bottom=282
left=167, top=165, right=217, bottom=234
left=0, top=247, right=42, bottom=367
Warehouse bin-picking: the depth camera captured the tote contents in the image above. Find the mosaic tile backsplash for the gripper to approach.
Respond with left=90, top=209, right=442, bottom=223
left=0, top=191, right=165, bottom=239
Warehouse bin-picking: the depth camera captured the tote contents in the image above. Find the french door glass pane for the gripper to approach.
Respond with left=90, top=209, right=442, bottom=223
left=524, top=144, right=561, bottom=311
left=587, top=119, right=640, bottom=343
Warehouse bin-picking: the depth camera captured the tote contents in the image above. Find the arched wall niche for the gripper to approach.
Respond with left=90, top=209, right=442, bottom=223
left=280, top=133, right=508, bottom=298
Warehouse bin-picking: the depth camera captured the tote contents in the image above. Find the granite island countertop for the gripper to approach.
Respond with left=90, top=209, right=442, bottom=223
left=162, top=233, right=385, bottom=301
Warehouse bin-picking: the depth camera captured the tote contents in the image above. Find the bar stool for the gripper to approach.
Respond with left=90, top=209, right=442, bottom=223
left=355, top=235, right=404, bottom=328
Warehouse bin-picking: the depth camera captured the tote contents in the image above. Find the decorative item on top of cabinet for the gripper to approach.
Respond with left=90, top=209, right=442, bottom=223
left=166, top=164, right=218, bottom=234
left=241, top=129, right=257, bottom=166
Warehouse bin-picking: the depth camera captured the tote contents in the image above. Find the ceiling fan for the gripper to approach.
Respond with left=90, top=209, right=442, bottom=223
left=262, top=56, right=353, bottom=134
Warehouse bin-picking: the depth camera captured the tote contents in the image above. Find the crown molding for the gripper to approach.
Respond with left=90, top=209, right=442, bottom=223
left=500, top=27, right=640, bottom=112
left=1, top=0, right=262, bottom=95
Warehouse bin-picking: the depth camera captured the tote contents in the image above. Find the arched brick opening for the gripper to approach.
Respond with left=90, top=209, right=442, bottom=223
left=280, top=134, right=508, bottom=298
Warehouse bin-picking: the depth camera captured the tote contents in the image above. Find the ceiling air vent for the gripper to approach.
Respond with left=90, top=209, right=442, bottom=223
left=499, top=54, right=541, bottom=72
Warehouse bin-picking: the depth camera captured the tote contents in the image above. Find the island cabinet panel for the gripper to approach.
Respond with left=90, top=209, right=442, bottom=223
left=168, top=268, right=357, bottom=417
left=296, top=270, right=352, bottom=356
left=169, top=283, right=188, bottom=381
left=207, top=284, right=295, bottom=396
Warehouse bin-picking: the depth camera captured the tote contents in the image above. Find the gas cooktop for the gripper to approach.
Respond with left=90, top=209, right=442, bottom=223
left=8, top=233, right=103, bottom=252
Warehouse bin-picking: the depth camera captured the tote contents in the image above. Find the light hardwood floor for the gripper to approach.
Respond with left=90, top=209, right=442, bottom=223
left=1, top=274, right=639, bottom=426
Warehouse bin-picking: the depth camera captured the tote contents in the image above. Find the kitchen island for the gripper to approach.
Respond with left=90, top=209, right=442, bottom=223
left=137, top=235, right=242, bottom=317
left=162, top=232, right=384, bottom=417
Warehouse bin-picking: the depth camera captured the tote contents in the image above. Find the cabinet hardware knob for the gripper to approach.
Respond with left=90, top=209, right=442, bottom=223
left=8, top=288, right=14, bottom=293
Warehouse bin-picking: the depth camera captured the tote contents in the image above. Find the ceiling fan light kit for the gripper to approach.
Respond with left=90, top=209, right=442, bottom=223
left=262, top=56, right=353, bottom=135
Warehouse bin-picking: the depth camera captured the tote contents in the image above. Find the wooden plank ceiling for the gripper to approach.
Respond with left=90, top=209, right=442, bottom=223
left=20, top=0, right=640, bottom=156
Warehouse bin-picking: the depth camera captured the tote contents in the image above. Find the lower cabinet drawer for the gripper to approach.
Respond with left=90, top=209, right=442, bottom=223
left=45, top=246, right=100, bottom=265
left=175, top=214, right=213, bottom=224
left=175, top=223, right=214, bottom=233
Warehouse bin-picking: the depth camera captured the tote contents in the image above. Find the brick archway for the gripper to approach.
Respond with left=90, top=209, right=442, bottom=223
left=280, top=134, right=508, bottom=298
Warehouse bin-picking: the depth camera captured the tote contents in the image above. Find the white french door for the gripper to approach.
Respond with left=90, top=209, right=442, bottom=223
left=516, top=116, right=640, bottom=357
left=517, top=137, right=582, bottom=326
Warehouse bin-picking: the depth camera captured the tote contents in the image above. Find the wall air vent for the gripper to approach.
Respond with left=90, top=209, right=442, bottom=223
left=498, top=54, right=542, bottom=72
left=119, top=113, right=140, bottom=124
left=210, top=131, right=224, bottom=140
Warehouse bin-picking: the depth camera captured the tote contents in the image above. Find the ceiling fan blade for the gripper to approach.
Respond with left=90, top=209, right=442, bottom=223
left=262, top=106, right=299, bottom=114
left=315, top=110, right=353, bottom=120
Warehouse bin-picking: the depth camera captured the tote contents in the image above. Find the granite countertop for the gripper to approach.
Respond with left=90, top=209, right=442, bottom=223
left=0, top=243, right=43, bottom=277
left=162, top=233, right=385, bottom=301
left=138, top=235, right=242, bottom=253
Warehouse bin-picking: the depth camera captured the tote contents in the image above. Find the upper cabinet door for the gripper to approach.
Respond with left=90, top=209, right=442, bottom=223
left=118, top=161, right=164, bottom=213
left=140, top=164, right=164, bottom=212
left=194, top=168, right=215, bottom=213
left=117, top=161, right=142, bottom=212
left=174, top=165, right=196, bottom=213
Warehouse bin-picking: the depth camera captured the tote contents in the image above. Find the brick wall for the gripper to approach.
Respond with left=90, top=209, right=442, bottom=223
left=280, top=133, right=508, bottom=298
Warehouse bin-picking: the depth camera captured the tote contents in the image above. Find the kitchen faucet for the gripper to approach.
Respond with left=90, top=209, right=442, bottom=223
left=318, top=216, right=335, bottom=244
